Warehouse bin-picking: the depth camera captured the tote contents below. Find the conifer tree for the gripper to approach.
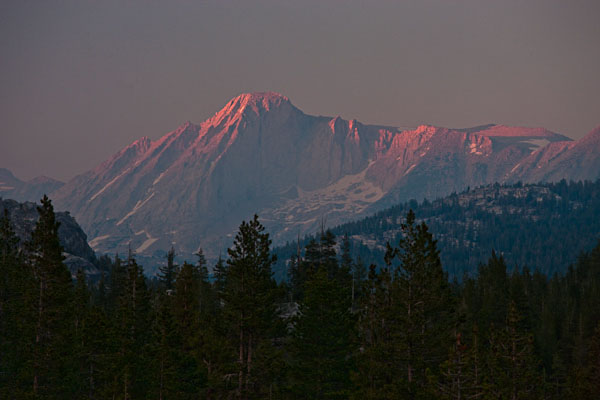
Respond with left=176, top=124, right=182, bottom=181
left=107, top=253, right=126, bottom=315
left=112, top=252, right=152, bottom=399
left=158, top=246, right=178, bottom=292
left=290, top=266, right=354, bottom=399
left=384, top=209, right=454, bottom=398
left=487, top=301, right=542, bottom=400
left=0, top=208, right=33, bottom=397
left=223, top=214, right=278, bottom=399
left=172, top=261, right=204, bottom=396
left=27, top=195, right=75, bottom=398
left=71, top=268, right=111, bottom=399
left=213, top=255, right=227, bottom=295
left=436, top=329, right=486, bottom=400
left=150, top=290, right=181, bottom=400
left=352, top=265, right=402, bottom=399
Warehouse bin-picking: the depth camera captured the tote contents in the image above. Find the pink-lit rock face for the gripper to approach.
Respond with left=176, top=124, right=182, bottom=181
left=49, top=92, right=598, bottom=262
left=507, top=125, right=600, bottom=183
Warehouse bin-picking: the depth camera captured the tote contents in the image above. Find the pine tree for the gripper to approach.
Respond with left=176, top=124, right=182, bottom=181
left=26, top=195, right=75, bottom=398
left=437, top=328, right=486, bottom=400
left=222, top=214, right=279, bottom=399
left=150, top=291, right=181, bottom=400
left=487, top=301, right=542, bottom=400
left=107, top=253, right=126, bottom=315
left=352, top=265, right=402, bottom=399
left=71, top=268, right=112, bottom=398
left=290, top=266, right=355, bottom=399
left=172, top=261, right=204, bottom=397
left=0, top=208, right=34, bottom=397
left=384, top=209, right=454, bottom=398
left=158, top=246, right=178, bottom=292
left=213, top=255, right=227, bottom=295
left=575, top=322, right=600, bottom=398
left=112, top=252, right=152, bottom=399
left=351, top=255, right=368, bottom=311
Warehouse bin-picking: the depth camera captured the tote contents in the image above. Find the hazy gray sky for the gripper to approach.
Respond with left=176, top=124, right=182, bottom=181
left=1, top=0, right=599, bottom=181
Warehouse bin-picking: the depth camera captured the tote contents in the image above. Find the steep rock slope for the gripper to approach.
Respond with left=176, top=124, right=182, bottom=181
left=49, top=92, right=596, bottom=261
left=52, top=93, right=397, bottom=258
left=506, top=125, right=600, bottom=183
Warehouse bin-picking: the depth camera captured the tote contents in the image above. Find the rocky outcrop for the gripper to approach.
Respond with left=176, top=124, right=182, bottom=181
left=0, top=198, right=99, bottom=278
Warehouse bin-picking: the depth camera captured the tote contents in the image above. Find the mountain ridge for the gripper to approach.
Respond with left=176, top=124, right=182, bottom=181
left=4, top=92, right=598, bottom=266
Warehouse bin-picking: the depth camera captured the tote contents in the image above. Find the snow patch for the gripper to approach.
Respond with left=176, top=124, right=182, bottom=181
left=89, top=168, right=131, bottom=202
left=153, top=171, right=167, bottom=185
left=270, top=163, right=385, bottom=223
left=136, top=230, right=157, bottom=253
left=116, top=193, right=155, bottom=226
left=524, top=139, right=550, bottom=152
left=404, top=164, right=416, bottom=176
left=89, top=234, right=110, bottom=249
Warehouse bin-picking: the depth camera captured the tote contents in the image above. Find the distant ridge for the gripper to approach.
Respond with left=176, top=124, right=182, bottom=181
left=0, top=168, right=64, bottom=203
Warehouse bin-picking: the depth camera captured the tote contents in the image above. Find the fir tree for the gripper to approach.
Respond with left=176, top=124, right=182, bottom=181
left=213, top=255, right=227, bottom=295
left=487, top=301, right=542, bottom=400
left=384, top=209, right=454, bottom=398
left=158, top=246, right=178, bottom=292
left=172, top=261, right=204, bottom=397
left=27, top=195, right=75, bottom=398
left=149, top=291, right=181, bottom=400
left=290, top=267, right=355, bottom=399
left=352, top=265, right=402, bottom=399
left=0, top=208, right=33, bottom=397
left=112, top=252, right=152, bottom=399
left=223, top=214, right=279, bottom=399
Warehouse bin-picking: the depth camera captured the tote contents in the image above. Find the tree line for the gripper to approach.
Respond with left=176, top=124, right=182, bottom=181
left=1, top=196, right=599, bottom=399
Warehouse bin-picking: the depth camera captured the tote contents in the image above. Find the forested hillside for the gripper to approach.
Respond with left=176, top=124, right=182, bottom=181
left=274, top=180, right=600, bottom=279
left=1, top=197, right=599, bottom=398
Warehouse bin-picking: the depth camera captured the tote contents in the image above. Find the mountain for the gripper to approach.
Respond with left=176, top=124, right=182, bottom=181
left=506, top=125, right=600, bottom=183
left=48, top=92, right=598, bottom=265
left=0, top=168, right=64, bottom=203
left=0, top=198, right=100, bottom=278
left=273, top=180, right=600, bottom=280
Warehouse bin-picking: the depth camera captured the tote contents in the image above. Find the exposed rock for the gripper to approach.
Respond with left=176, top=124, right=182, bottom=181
left=0, top=198, right=98, bottom=277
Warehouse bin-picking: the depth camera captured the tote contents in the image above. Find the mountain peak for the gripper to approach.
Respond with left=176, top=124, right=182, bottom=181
left=234, top=91, right=289, bottom=103
left=209, top=92, right=295, bottom=127
left=230, top=91, right=292, bottom=113
left=581, top=125, right=600, bottom=142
